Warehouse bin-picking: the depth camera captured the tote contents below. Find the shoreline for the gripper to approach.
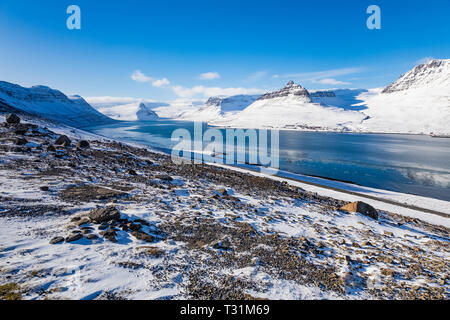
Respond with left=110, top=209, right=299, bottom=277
left=1, top=113, right=449, bottom=300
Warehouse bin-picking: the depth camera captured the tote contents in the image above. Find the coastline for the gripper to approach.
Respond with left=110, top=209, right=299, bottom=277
left=1, top=114, right=449, bottom=300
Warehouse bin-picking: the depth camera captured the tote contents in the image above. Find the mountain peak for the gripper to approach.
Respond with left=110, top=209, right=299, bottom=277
left=257, top=81, right=310, bottom=101
left=382, top=59, right=450, bottom=93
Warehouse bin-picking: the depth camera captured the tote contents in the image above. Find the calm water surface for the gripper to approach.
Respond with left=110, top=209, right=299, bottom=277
left=85, top=120, right=450, bottom=202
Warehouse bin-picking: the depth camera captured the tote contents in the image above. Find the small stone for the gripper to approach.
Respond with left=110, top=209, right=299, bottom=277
left=384, top=231, right=394, bottom=237
left=86, top=234, right=99, bottom=240
left=128, top=169, right=138, bottom=176
left=217, top=188, right=228, bottom=196
left=127, top=223, right=141, bottom=231
left=98, top=223, right=109, bottom=230
left=66, top=233, right=83, bottom=243
left=15, top=138, right=28, bottom=146
left=14, top=128, right=28, bottom=135
left=54, top=135, right=71, bottom=147
left=40, top=186, right=49, bottom=192
left=46, top=145, right=56, bottom=152
left=76, top=140, right=90, bottom=149
left=362, top=241, right=373, bottom=247
left=131, top=231, right=154, bottom=243
left=6, top=113, right=21, bottom=124
left=49, top=236, right=65, bottom=245
left=340, top=201, right=378, bottom=220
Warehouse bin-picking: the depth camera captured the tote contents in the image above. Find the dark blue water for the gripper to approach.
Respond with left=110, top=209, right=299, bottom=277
left=84, top=120, right=450, bottom=202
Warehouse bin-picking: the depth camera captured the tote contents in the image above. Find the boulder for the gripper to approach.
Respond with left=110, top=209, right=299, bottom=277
left=49, top=236, right=65, bottom=245
left=76, top=140, right=90, bottom=149
left=6, top=113, right=20, bottom=124
left=54, top=135, right=71, bottom=147
left=66, top=233, right=83, bottom=243
left=340, top=201, right=378, bottom=220
left=89, top=206, right=121, bottom=224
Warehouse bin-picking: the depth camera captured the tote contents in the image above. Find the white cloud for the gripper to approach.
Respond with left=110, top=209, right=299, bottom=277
left=152, top=78, right=170, bottom=88
left=131, top=70, right=171, bottom=88
left=315, top=78, right=350, bottom=85
left=199, top=72, right=221, bottom=80
left=172, top=85, right=264, bottom=98
left=131, top=70, right=153, bottom=83
left=278, top=67, right=363, bottom=81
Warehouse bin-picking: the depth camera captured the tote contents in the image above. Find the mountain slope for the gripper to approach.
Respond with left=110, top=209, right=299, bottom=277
left=88, top=97, right=168, bottom=121
left=356, top=59, right=450, bottom=135
left=176, top=94, right=259, bottom=122
left=0, top=81, right=113, bottom=127
left=210, top=82, right=367, bottom=131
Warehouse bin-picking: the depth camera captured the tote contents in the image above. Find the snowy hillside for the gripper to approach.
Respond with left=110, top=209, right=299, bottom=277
left=310, top=89, right=369, bottom=111
left=356, top=59, right=450, bottom=135
left=0, top=81, right=113, bottom=127
left=210, top=81, right=367, bottom=131
left=176, top=94, right=259, bottom=122
left=88, top=97, right=168, bottom=121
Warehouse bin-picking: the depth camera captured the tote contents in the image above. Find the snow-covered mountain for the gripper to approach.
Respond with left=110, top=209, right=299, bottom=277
left=0, top=81, right=113, bottom=127
left=176, top=94, right=259, bottom=122
left=88, top=97, right=168, bottom=121
left=210, top=81, right=367, bottom=131
left=356, top=59, right=450, bottom=135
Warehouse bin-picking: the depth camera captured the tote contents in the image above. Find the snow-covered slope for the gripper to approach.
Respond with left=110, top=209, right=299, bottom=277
left=210, top=81, right=367, bottom=131
left=88, top=97, right=168, bottom=121
left=356, top=59, right=450, bottom=135
left=176, top=94, right=259, bottom=122
left=310, top=89, right=369, bottom=111
left=0, top=81, right=113, bottom=127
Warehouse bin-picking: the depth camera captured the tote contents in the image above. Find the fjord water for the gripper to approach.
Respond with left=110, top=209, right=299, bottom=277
left=85, top=120, right=450, bottom=202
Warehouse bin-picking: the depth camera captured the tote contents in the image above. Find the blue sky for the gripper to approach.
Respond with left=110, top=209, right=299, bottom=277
left=0, top=0, right=449, bottom=101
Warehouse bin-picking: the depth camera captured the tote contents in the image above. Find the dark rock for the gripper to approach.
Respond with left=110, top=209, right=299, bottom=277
left=86, top=234, right=99, bottom=240
left=54, top=135, right=71, bottom=147
left=100, top=228, right=117, bottom=242
left=15, top=138, right=28, bottom=146
left=49, top=236, right=65, bottom=245
left=40, top=186, right=49, bottom=192
left=89, top=206, right=121, bottom=224
left=46, top=145, right=56, bottom=152
left=340, top=201, right=379, bottom=220
left=66, top=233, right=83, bottom=243
left=128, top=169, right=138, bottom=176
left=6, top=113, right=20, bottom=124
left=14, top=128, right=28, bottom=135
left=100, top=228, right=116, bottom=236
left=131, top=231, right=154, bottom=243
left=156, top=175, right=173, bottom=182
left=98, top=223, right=109, bottom=230
left=127, top=223, right=141, bottom=231
left=216, top=188, right=228, bottom=196
left=76, top=140, right=90, bottom=149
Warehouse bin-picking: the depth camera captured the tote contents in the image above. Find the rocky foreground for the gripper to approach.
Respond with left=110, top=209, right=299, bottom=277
left=0, top=114, right=449, bottom=300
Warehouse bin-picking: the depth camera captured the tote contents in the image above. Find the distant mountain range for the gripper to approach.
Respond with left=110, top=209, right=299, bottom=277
left=1, top=59, right=449, bottom=134
left=208, top=59, right=450, bottom=134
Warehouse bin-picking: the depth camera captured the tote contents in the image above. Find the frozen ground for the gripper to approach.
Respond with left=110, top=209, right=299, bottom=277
left=0, top=114, right=449, bottom=300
